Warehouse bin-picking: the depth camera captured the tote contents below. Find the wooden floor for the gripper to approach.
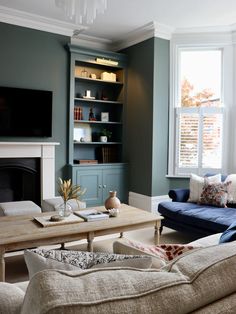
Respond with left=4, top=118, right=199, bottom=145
left=5, top=226, right=198, bottom=283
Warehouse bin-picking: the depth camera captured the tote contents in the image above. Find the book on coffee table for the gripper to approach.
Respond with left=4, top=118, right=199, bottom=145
left=74, top=209, right=109, bottom=221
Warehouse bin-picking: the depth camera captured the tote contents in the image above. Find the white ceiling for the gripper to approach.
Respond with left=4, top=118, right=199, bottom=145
left=0, top=0, right=236, bottom=44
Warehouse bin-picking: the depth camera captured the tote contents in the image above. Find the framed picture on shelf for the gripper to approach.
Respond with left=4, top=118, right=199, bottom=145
left=74, top=123, right=92, bottom=142
left=101, top=112, right=109, bottom=122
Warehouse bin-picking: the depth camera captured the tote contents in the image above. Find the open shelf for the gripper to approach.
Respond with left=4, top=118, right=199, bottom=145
left=75, top=76, right=123, bottom=85
left=74, top=120, right=122, bottom=125
left=74, top=97, right=122, bottom=105
left=74, top=142, right=122, bottom=145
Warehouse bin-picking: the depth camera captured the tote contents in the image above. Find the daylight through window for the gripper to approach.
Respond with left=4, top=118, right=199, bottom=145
left=175, top=49, right=223, bottom=175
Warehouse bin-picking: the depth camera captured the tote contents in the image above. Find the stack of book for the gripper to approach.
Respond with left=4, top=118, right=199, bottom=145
left=102, top=146, right=117, bottom=163
left=74, top=209, right=109, bottom=221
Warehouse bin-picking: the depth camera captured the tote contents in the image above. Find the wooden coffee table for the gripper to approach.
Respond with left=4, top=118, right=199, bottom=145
left=0, top=204, right=163, bottom=281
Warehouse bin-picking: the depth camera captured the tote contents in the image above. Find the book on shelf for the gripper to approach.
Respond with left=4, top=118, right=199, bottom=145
left=101, top=146, right=118, bottom=163
left=74, top=209, right=109, bottom=221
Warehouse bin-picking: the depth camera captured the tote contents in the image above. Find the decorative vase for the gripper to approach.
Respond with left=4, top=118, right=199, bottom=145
left=105, top=191, right=121, bottom=210
left=56, top=201, right=73, bottom=218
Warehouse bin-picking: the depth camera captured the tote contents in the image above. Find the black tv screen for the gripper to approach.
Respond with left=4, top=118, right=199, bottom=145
left=0, top=86, right=52, bottom=137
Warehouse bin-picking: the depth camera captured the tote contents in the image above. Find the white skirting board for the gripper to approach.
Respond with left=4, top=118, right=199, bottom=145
left=128, top=192, right=171, bottom=214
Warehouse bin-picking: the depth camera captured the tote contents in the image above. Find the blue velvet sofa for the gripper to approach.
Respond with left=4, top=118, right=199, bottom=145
left=158, top=175, right=236, bottom=237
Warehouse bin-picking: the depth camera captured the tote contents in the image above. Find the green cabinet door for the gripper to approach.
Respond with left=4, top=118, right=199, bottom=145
left=71, top=164, right=128, bottom=207
left=74, top=169, right=103, bottom=206
left=102, top=168, right=127, bottom=203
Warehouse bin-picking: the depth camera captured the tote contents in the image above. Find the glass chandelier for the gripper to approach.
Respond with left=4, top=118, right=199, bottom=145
left=55, top=0, right=107, bottom=24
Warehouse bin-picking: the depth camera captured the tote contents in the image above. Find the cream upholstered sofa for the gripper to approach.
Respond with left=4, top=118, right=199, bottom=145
left=1, top=241, right=236, bottom=314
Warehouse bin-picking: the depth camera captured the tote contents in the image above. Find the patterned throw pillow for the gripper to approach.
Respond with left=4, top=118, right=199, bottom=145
left=24, top=249, right=152, bottom=279
left=188, top=173, right=221, bottom=203
left=113, top=239, right=199, bottom=268
left=125, top=240, right=197, bottom=261
left=199, top=181, right=232, bottom=207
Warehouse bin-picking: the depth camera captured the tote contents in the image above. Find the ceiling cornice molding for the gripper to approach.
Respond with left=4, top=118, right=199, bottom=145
left=153, top=22, right=174, bottom=40
left=174, top=25, right=232, bottom=34
left=71, top=33, right=112, bottom=51
left=0, top=5, right=86, bottom=37
left=172, top=31, right=233, bottom=46
left=111, top=21, right=173, bottom=51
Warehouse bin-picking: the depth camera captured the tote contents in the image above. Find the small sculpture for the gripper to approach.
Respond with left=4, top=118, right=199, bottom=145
left=89, top=107, right=96, bottom=121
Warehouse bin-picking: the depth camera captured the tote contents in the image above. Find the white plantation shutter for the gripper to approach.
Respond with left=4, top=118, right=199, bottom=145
left=176, top=107, right=223, bottom=175
left=202, top=114, right=223, bottom=168
left=178, top=113, right=199, bottom=168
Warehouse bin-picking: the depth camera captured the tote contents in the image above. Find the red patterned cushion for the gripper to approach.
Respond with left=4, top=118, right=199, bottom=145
left=199, top=181, right=232, bottom=207
left=126, top=240, right=198, bottom=262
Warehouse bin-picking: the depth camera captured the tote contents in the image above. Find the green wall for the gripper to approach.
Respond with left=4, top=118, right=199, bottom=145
left=124, top=37, right=189, bottom=196
left=0, top=23, right=69, bottom=183
left=123, top=38, right=155, bottom=195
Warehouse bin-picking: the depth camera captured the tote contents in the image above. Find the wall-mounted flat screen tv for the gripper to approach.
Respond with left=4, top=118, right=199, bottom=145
left=0, top=86, right=52, bottom=137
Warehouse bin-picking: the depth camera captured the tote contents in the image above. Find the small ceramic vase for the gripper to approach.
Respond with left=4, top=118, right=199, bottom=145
left=105, top=191, right=121, bottom=210
left=100, top=136, right=107, bottom=142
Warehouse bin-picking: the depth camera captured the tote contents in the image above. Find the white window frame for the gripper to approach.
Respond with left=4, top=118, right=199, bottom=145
left=168, top=35, right=233, bottom=178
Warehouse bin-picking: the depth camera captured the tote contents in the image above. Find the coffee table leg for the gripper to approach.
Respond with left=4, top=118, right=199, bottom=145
left=0, top=247, right=5, bottom=282
left=154, top=221, right=161, bottom=245
left=87, top=232, right=94, bottom=252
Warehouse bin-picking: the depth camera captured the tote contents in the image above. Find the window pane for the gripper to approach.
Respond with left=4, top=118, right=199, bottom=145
left=178, top=114, right=199, bottom=167
left=202, top=114, right=222, bottom=168
left=180, top=50, right=222, bottom=108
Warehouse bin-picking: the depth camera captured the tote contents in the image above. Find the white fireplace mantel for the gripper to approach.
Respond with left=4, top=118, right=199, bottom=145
left=0, top=142, right=60, bottom=203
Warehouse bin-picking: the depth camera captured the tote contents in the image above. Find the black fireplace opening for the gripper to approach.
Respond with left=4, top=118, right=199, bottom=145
left=0, top=158, right=41, bottom=206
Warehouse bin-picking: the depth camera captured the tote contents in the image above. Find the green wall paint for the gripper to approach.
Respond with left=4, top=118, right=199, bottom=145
left=0, top=23, right=69, bottom=184
left=124, top=37, right=189, bottom=196
left=123, top=39, right=155, bottom=195
left=152, top=38, right=170, bottom=195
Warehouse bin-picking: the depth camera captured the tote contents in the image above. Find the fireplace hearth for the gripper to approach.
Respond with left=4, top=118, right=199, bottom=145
left=0, top=158, right=40, bottom=205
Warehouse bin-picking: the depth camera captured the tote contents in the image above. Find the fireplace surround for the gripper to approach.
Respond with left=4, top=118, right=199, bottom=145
left=0, top=142, right=59, bottom=204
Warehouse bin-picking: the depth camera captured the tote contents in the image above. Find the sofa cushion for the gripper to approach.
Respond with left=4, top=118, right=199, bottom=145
left=0, top=282, right=25, bottom=314
left=219, top=221, right=236, bottom=243
left=113, top=239, right=199, bottom=268
left=188, top=173, right=221, bottom=203
left=158, top=201, right=236, bottom=233
left=188, top=233, right=221, bottom=246
left=21, top=243, right=236, bottom=314
left=199, top=181, right=231, bottom=207
left=24, top=249, right=152, bottom=278
left=225, top=174, right=236, bottom=204
left=113, top=239, right=166, bottom=268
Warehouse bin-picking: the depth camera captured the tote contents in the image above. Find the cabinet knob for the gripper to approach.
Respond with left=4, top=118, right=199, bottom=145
left=98, top=185, right=102, bottom=189
left=103, top=184, right=107, bottom=188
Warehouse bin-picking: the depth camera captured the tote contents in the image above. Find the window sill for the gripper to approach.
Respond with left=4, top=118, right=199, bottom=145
left=166, top=175, right=190, bottom=179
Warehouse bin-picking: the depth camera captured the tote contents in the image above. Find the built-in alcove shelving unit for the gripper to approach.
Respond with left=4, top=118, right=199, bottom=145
left=68, top=45, right=128, bottom=206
